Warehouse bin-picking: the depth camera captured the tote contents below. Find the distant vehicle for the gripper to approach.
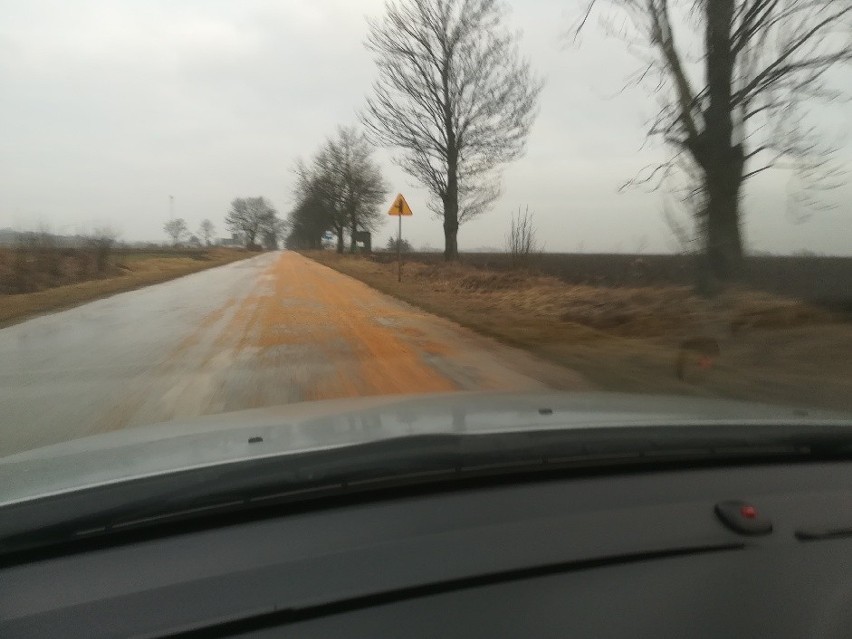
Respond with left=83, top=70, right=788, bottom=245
left=2, top=392, right=851, bottom=638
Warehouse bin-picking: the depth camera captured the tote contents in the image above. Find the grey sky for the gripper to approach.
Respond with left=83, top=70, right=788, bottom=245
left=1, top=0, right=850, bottom=254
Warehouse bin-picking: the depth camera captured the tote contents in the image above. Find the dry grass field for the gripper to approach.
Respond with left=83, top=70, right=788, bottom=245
left=307, top=251, right=852, bottom=412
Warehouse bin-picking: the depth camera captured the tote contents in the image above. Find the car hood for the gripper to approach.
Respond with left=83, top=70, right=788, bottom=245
left=0, top=391, right=847, bottom=506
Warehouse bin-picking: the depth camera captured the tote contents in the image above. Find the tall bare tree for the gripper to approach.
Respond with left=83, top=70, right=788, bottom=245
left=574, top=0, right=851, bottom=283
left=225, top=197, right=279, bottom=249
left=362, top=0, right=543, bottom=260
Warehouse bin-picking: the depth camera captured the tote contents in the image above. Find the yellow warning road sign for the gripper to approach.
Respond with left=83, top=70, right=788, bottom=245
left=388, top=193, right=413, bottom=216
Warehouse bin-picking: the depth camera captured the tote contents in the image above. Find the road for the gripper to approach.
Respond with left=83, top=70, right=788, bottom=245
left=0, top=251, right=587, bottom=456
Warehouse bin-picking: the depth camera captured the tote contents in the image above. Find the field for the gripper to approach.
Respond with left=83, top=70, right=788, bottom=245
left=306, top=251, right=852, bottom=412
left=369, top=251, right=852, bottom=311
left=0, top=246, right=253, bottom=327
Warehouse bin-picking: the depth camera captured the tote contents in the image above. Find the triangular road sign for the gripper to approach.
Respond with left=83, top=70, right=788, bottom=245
left=388, top=193, right=413, bottom=216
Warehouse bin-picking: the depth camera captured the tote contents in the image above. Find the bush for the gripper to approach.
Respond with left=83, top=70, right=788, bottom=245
left=86, top=228, right=117, bottom=273
left=386, top=237, right=413, bottom=253
left=506, top=206, right=540, bottom=269
left=0, top=227, right=121, bottom=294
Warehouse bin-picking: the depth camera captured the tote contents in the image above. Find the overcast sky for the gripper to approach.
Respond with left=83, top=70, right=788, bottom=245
left=1, top=0, right=850, bottom=254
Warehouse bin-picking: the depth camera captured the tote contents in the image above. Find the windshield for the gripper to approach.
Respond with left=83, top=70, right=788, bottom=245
left=0, top=0, right=850, bottom=496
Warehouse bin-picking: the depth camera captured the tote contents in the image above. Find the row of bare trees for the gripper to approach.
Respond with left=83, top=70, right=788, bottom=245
left=164, top=203, right=285, bottom=251
left=163, top=201, right=283, bottom=250
left=283, top=0, right=848, bottom=288
left=284, top=0, right=541, bottom=259
left=287, top=127, right=388, bottom=252
left=163, top=218, right=217, bottom=247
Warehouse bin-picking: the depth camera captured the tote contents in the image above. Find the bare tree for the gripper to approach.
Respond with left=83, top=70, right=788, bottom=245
left=225, top=197, right=279, bottom=249
left=286, top=186, right=335, bottom=250
left=198, top=219, right=215, bottom=246
left=574, top=0, right=851, bottom=282
left=325, top=127, right=388, bottom=253
left=294, top=156, right=347, bottom=253
left=506, top=205, right=541, bottom=268
left=294, top=126, right=388, bottom=254
left=361, top=0, right=543, bottom=261
left=261, top=217, right=287, bottom=250
left=163, top=218, right=188, bottom=246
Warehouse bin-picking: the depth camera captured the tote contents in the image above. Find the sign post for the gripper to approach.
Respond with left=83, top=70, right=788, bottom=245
left=387, top=193, right=413, bottom=282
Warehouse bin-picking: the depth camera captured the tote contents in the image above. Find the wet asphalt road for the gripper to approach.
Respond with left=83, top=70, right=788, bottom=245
left=0, top=251, right=586, bottom=456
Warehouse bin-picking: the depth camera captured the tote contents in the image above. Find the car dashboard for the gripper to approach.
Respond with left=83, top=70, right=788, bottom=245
left=2, top=461, right=852, bottom=638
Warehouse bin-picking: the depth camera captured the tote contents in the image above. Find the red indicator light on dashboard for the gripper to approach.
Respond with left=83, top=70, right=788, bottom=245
left=716, top=501, right=771, bottom=535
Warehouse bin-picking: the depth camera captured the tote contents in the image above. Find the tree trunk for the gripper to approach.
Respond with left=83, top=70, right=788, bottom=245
left=704, top=161, right=743, bottom=281
left=700, top=0, right=744, bottom=283
left=443, top=219, right=458, bottom=260
left=336, top=228, right=344, bottom=253
left=349, top=223, right=357, bottom=253
left=441, top=59, right=460, bottom=262
left=443, top=151, right=460, bottom=261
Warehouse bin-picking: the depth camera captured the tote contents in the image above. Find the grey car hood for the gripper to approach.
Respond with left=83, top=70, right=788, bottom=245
left=0, top=391, right=847, bottom=506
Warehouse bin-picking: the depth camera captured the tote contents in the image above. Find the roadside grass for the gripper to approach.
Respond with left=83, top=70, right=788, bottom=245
left=0, top=248, right=253, bottom=328
left=304, top=251, right=852, bottom=412
left=113, top=248, right=213, bottom=263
